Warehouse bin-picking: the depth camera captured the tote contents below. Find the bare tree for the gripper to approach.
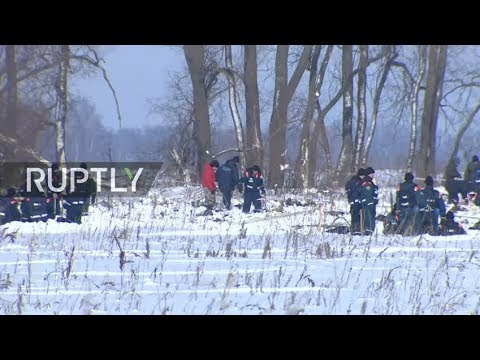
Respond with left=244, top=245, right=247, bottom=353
left=243, top=45, right=263, bottom=168
left=336, top=45, right=354, bottom=179
left=183, top=45, right=212, bottom=180
left=55, top=45, right=69, bottom=165
left=407, top=45, right=427, bottom=172
left=353, top=45, right=368, bottom=169
left=294, top=45, right=322, bottom=189
left=224, top=45, right=245, bottom=167
left=3, top=45, right=18, bottom=187
left=362, top=46, right=397, bottom=166
left=268, top=45, right=312, bottom=189
left=416, top=45, right=448, bottom=178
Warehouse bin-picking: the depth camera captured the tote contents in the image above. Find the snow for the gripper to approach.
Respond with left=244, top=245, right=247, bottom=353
left=1, top=170, right=480, bottom=315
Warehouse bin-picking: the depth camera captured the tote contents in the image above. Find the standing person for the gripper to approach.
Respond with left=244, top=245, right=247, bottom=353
left=201, top=160, right=219, bottom=211
left=239, top=165, right=266, bottom=213
left=396, top=172, right=422, bottom=235
left=46, top=162, right=63, bottom=219
left=19, top=170, right=49, bottom=223
left=464, top=155, right=480, bottom=194
left=1, top=188, right=22, bottom=225
left=445, top=157, right=467, bottom=204
left=359, top=167, right=378, bottom=235
left=345, top=168, right=365, bottom=234
left=79, top=162, right=97, bottom=216
left=418, top=176, right=446, bottom=235
left=215, top=156, right=241, bottom=210
left=58, top=170, right=85, bottom=224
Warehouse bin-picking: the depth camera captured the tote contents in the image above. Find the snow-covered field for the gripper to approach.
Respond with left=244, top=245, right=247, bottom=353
left=1, top=170, right=480, bottom=315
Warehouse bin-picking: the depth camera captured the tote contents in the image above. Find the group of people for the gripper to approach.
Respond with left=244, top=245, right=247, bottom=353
left=3, top=154, right=476, bottom=236
left=345, top=166, right=466, bottom=236
left=445, top=155, right=480, bottom=205
left=1, top=162, right=96, bottom=225
left=385, top=173, right=464, bottom=236
left=201, top=156, right=266, bottom=214
left=345, top=167, right=379, bottom=235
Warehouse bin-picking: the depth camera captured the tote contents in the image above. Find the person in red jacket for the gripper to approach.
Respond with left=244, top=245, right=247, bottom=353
left=202, top=160, right=220, bottom=210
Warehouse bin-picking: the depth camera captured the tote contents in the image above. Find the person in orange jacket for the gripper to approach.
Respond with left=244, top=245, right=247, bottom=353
left=201, top=160, right=220, bottom=210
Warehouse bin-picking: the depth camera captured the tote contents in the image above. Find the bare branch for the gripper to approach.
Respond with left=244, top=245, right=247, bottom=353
left=0, top=132, right=51, bottom=165
left=70, top=49, right=123, bottom=128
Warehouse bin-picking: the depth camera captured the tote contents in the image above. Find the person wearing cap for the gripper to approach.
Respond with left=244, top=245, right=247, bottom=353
left=396, top=172, right=422, bottom=235
left=359, top=167, right=378, bottom=235
left=201, top=160, right=220, bottom=211
left=239, top=165, right=265, bottom=213
left=418, top=176, right=446, bottom=235
left=215, top=156, right=241, bottom=210
left=464, top=155, right=480, bottom=194
left=345, top=168, right=365, bottom=234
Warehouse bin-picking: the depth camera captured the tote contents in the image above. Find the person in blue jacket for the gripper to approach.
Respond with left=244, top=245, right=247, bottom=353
left=215, top=156, right=240, bottom=210
left=239, top=165, right=265, bottom=213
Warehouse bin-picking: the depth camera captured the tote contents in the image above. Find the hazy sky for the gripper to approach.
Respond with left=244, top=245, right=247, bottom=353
left=70, top=45, right=185, bottom=130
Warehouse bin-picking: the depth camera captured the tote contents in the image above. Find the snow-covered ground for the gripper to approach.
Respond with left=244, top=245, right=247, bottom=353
left=1, top=170, right=480, bottom=315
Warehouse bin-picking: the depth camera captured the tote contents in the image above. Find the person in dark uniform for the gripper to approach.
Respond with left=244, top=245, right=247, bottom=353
left=464, top=155, right=480, bottom=194
left=445, top=157, right=467, bottom=204
left=396, top=172, right=422, bottom=236
left=20, top=170, right=48, bottom=223
left=215, top=156, right=240, bottom=210
left=58, top=170, right=85, bottom=224
left=345, top=168, right=365, bottom=234
left=239, top=165, right=265, bottom=213
left=418, top=176, right=446, bottom=235
left=79, top=162, right=97, bottom=216
left=359, top=167, right=378, bottom=235
left=1, top=188, right=22, bottom=225
left=438, top=211, right=466, bottom=236
left=46, top=162, right=63, bottom=219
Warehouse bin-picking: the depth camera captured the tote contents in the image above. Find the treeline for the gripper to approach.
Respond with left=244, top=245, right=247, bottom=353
left=2, top=45, right=480, bottom=191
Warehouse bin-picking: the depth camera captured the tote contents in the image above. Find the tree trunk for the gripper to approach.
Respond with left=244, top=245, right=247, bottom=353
left=362, top=46, right=396, bottom=166
left=183, top=45, right=211, bottom=181
left=416, top=45, right=448, bottom=178
left=268, top=45, right=289, bottom=189
left=55, top=45, right=69, bottom=166
left=244, top=45, right=263, bottom=168
left=308, top=110, right=330, bottom=186
left=336, top=45, right=354, bottom=180
left=354, top=45, right=368, bottom=169
left=295, top=45, right=321, bottom=189
left=407, top=45, right=427, bottom=172
left=268, top=45, right=311, bottom=189
left=3, top=45, right=18, bottom=187
left=224, top=45, right=245, bottom=169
